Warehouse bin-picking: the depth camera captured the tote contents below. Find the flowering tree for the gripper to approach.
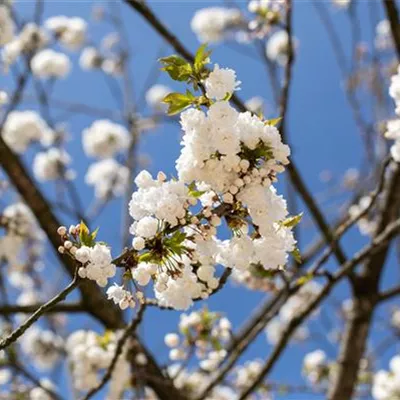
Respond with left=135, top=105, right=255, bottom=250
left=0, top=0, right=400, bottom=399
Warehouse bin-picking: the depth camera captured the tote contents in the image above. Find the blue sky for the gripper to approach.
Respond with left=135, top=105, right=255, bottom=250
left=2, top=1, right=399, bottom=399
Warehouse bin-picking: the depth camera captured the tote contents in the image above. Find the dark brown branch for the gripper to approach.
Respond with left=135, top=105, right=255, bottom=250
left=378, top=284, right=400, bottom=302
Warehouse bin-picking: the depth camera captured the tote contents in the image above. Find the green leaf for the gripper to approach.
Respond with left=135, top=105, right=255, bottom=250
left=194, top=43, right=211, bottom=73
left=79, top=221, right=96, bottom=247
left=162, top=91, right=195, bottom=115
left=159, top=55, right=193, bottom=81
left=291, top=247, right=302, bottom=264
left=296, top=272, right=313, bottom=286
left=188, top=181, right=206, bottom=198
left=90, top=227, right=99, bottom=242
left=265, top=117, right=282, bottom=127
left=281, top=213, right=303, bottom=228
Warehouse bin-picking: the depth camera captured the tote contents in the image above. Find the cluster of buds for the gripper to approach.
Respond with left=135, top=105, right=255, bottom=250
left=57, top=222, right=116, bottom=287
left=247, top=0, right=284, bottom=38
left=56, top=223, right=82, bottom=256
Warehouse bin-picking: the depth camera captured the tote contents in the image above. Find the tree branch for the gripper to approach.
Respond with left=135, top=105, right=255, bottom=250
left=0, top=274, right=79, bottom=351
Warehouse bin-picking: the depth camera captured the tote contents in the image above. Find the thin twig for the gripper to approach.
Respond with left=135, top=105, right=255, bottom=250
left=0, top=274, right=79, bottom=351
left=81, top=304, right=146, bottom=400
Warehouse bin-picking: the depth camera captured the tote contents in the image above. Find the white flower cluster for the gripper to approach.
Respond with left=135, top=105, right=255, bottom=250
left=303, top=349, right=330, bottom=385
left=2, top=23, right=48, bottom=67
left=332, top=0, right=352, bottom=9
left=348, top=195, right=377, bottom=236
left=82, top=119, right=130, bottom=199
left=165, top=310, right=231, bottom=371
left=204, top=64, right=241, bottom=100
left=106, top=283, right=136, bottom=310
left=129, top=171, right=223, bottom=309
left=79, top=46, right=102, bottom=70
left=130, top=170, right=191, bottom=230
left=66, top=330, right=130, bottom=398
left=85, top=159, right=129, bottom=200
left=235, top=360, right=270, bottom=395
left=166, top=365, right=234, bottom=400
left=375, top=20, right=393, bottom=51
left=145, top=84, right=171, bottom=111
left=231, top=266, right=277, bottom=291
left=31, top=49, right=71, bottom=79
left=266, top=30, right=297, bottom=65
left=154, top=257, right=211, bottom=310
left=0, top=90, right=8, bottom=106
left=0, top=202, right=40, bottom=268
left=76, top=244, right=116, bottom=287
left=1, top=110, right=54, bottom=153
left=33, top=148, right=73, bottom=182
left=191, top=7, right=243, bottom=43
left=29, top=380, right=58, bottom=400
left=20, top=326, right=64, bottom=370
left=372, top=355, right=400, bottom=399
left=247, top=0, right=285, bottom=38
left=266, top=281, right=321, bottom=344
left=125, top=62, right=296, bottom=310
left=0, top=5, right=15, bottom=46
left=385, top=66, right=400, bottom=162
left=44, top=16, right=86, bottom=50
left=391, top=307, right=400, bottom=329
left=82, top=119, right=130, bottom=158
left=79, top=45, right=122, bottom=76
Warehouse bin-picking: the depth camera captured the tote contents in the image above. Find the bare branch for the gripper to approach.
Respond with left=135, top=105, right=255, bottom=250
left=0, top=274, right=79, bottom=351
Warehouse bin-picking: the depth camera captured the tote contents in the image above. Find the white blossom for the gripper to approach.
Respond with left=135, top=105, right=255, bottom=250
left=375, top=20, right=393, bottom=51
left=106, top=284, right=136, bottom=310
left=31, top=49, right=71, bottom=79
left=45, top=16, right=86, bottom=50
left=76, top=244, right=116, bottom=287
left=20, top=327, right=63, bottom=370
left=0, top=5, right=14, bottom=46
left=79, top=46, right=102, bottom=70
left=204, top=64, right=241, bottom=100
left=2, top=110, right=54, bottom=153
left=33, top=148, right=73, bottom=181
left=85, top=159, right=129, bottom=199
left=372, top=355, right=400, bottom=399
left=191, top=7, right=242, bottom=43
left=66, top=330, right=130, bottom=398
left=266, top=30, right=297, bottom=65
left=145, top=84, right=171, bottom=110
left=82, top=119, right=130, bottom=158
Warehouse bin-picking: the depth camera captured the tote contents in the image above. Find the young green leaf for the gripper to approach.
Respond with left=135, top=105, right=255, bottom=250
left=291, top=247, right=302, bottom=264
left=163, top=91, right=195, bottom=115
left=159, top=55, right=193, bottom=81
left=194, top=43, right=211, bottom=74
left=265, top=117, right=282, bottom=127
left=282, top=213, right=303, bottom=228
